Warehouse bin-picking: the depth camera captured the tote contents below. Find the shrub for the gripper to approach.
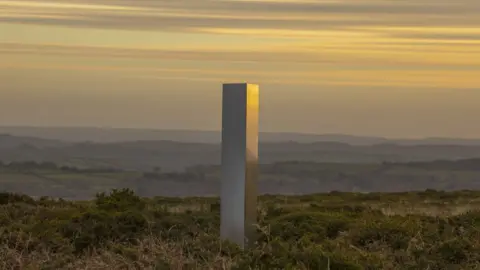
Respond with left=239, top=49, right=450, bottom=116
left=0, top=192, right=36, bottom=205
left=62, top=209, right=149, bottom=252
left=95, top=189, right=146, bottom=211
left=351, top=218, right=417, bottom=251
left=268, top=211, right=352, bottom=243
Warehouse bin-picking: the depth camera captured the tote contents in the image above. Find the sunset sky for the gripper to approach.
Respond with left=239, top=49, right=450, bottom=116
left=1, top=0, right=479, bottom=138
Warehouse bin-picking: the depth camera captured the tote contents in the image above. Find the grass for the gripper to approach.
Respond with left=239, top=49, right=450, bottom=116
left=0, top=168, right=140, bottom=200
left=0, top=189, right=479, bottom=269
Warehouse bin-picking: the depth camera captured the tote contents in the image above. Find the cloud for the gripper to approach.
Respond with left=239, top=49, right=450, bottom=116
left=1, top=42, right=479, bottom=68
left=0, top=42, right=340, bottom=63
left=1, top=0, right=479, bottom=87
left=0, top=0, right=479, bottom=34
left=1, top=0, right=480, bottom=51
left=2, top=44, right=479, bottom=89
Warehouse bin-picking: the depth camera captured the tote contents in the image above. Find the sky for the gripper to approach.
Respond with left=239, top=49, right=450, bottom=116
left=1, top=0, right=480, bottom=138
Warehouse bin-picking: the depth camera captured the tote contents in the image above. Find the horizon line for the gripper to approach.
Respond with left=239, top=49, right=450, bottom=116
left=2, top=124, right=480, bottom=141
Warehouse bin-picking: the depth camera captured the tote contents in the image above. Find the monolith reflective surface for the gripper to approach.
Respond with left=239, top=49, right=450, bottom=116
left=220, top=83, right=259, bottom=249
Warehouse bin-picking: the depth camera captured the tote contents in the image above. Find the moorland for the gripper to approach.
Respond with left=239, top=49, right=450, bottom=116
left=1, top=189, right=479, bottom=269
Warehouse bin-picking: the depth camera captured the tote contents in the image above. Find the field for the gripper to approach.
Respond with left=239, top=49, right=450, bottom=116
left=4, top=159, right=480, bottom=200
left=1, top=189, right=480, bottom=269
left=0, top=166, right=139, bottom=200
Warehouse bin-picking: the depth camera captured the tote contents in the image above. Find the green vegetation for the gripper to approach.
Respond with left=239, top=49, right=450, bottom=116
left=1, top=189, right=479, bottom=269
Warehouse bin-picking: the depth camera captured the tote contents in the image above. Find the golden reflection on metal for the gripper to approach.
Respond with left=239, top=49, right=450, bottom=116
left=221, top=83, right=259, bottom=249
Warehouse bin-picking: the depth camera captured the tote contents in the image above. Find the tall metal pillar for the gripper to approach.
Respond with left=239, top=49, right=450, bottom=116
left=220, top=83, right=259, bottom=249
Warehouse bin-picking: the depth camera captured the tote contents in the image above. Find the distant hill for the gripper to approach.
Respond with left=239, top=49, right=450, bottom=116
left=2, top=126, right=480, bottom=145
left=0, top=134, right=68, bottom=149
left=2, top=133, right=480, bottom=171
